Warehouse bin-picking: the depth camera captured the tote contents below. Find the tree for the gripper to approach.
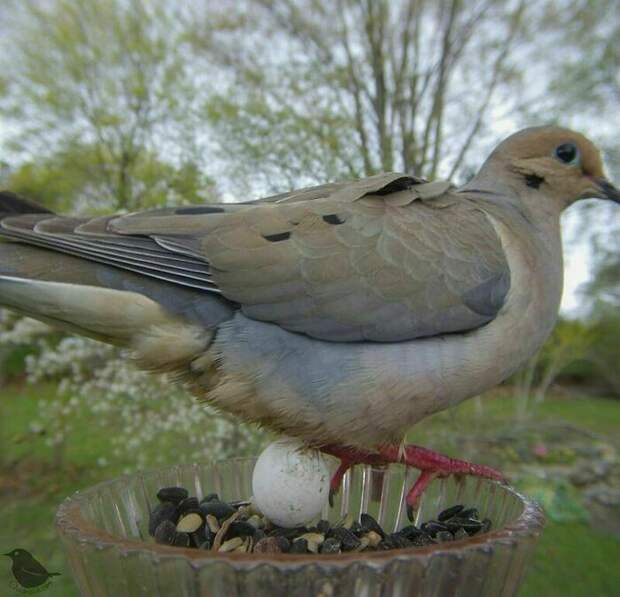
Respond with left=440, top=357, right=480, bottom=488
left=541, top=0, right=620, bottom=396
left=512, top=319, right=595, bottom=420
left=0, top=0, right=211, bottom=210
left=196, top=0, right=556, bottom=190
left=4, top=143, right=216, bottom=213
left=0, top=0, right=233, bottom=470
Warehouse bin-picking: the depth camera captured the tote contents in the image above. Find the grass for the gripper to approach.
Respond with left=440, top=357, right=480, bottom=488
left=523, top=522, right=620, bottom=597
left=0, top=381, right=618, bottom=596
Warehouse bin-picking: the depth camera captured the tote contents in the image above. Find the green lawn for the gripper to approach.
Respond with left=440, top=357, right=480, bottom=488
left=1, top=382, right=618, bottom=596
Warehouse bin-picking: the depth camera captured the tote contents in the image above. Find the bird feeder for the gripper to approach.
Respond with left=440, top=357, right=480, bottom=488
left=56, top=458, right=544, bottom=596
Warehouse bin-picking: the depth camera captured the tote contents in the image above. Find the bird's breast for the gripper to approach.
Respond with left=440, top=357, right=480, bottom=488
left=195, top=211, right=564, bottom=449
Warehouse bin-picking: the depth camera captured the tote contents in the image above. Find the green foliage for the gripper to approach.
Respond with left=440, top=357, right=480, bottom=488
left=521, top=522, right=620, bottom=597
left=2, top=385, right=619, bottom=596
left=543, top=0, right=619, bottom=126
left=511, top=318, right=598, bottom=417
left=1, top=0, right=212, bottom=211
left=538, top=2, right=619, bottom=393
left=5, top=142, right=215, bottom=214
left=0, top=345, right=35, bottom=380
left=519, top=478, right=589, bottom=523
left=196, top=0, right=534, bottom=189
left=585, top=311, right=620, bottom=396
left=579, top=208, right=619, bottom=397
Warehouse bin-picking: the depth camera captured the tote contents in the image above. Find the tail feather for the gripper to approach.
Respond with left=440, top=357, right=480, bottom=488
left=0, top=191, right=232, bottom=370
left=0, top=273, right=213, bottom=371
left=0, top=191, right=54, bottom=217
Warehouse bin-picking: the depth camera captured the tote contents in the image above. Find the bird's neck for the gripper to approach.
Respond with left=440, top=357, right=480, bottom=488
left=461, top=164, right=564, bottom=242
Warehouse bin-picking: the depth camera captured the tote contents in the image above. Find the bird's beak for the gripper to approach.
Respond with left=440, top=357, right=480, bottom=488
left=588, top=177, right=620, bottom=204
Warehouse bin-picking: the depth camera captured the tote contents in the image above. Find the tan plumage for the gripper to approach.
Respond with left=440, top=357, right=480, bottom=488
left=0, top=126, right=618, bottom=450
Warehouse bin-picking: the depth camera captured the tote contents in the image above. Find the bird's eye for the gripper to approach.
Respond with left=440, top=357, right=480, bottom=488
left=553, top=143, right=580, bottom=165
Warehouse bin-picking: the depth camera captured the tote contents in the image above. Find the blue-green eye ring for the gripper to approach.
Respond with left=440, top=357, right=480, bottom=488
left=554, top=142, right=580, bottom=165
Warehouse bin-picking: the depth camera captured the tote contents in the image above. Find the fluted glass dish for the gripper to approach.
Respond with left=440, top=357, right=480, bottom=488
left=56, top=458, right=544, bottom=596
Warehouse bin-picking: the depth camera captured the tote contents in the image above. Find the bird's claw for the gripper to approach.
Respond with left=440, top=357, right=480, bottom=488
left=323, top=443, right=505, bottom=521
left=328, top=487, right=337, bottom=508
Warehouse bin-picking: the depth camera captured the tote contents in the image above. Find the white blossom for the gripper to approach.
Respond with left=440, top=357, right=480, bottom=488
left=0, top=310, right=268, bottom=469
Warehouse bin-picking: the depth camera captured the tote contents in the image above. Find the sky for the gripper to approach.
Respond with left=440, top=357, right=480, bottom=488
left=560, top=208, right=592, bottom=314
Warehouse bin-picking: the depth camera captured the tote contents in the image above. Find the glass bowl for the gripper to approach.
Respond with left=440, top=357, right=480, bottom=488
left=56, top=458, right=544, bottom=596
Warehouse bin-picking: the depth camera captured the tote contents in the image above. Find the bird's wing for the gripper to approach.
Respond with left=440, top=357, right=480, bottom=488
left=16, top=560, right=50, bottom=578
left=0, top=174, right=510, bottom=341
left=0, top=209, right=217, bottom=292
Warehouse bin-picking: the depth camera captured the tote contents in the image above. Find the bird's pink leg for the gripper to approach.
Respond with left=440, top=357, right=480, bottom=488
left=321, top=445, right=386, bottom=506
left=321, top=443, right=505, bottom=519
left=379, top=444, right=506, bottom=519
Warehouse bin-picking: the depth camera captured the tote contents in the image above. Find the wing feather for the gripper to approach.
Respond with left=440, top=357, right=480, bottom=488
left=1, top=173, right=509, bottom=341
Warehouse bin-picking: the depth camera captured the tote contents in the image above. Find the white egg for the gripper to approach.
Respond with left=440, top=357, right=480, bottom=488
left=252, top=438, right=330, bottom=528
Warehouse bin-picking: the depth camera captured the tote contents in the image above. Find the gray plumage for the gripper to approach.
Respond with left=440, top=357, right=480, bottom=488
left=1, top=126, right=618, bottom=449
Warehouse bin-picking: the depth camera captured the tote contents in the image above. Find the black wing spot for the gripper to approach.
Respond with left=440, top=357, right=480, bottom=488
left=322, top=214, right=345, bottom=225
left=263, top=231, right=291, bottom=242
left=524, top=174, right=544, bottom=189
left=372, top=177, right=418, bottom=196
left=176, top=206, right=226, bottom=215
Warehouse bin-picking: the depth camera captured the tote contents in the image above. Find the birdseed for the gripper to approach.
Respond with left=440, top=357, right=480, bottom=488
left=147, top=489, right=493, bottom=554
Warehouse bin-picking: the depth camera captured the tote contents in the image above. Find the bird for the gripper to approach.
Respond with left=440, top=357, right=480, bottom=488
left=1, top=126, right=618, bottom=515
left=3, top=548, right=61, bottom=589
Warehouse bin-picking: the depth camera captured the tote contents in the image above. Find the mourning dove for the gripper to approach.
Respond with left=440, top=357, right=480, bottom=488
left=1, top=126, right=618, bottom=511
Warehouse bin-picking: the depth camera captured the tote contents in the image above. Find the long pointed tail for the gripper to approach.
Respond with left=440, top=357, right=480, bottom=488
left=0, top=192, right=231, bottom=371
left=0, top=190, right=54, bottom=216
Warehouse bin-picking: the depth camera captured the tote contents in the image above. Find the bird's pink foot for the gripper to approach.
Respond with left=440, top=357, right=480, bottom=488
left=321, top=445, right=385, bottom=507
left=321, top=444, right=505, bottom=520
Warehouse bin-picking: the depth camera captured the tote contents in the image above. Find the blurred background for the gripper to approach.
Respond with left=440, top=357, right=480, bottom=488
left=0, top=1, right=617, bottom=595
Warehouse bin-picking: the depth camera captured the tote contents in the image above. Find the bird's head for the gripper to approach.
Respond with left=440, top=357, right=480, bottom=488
left=3, top=548, right=31, bottom=563
left=486, top=126, right=619, bottom=210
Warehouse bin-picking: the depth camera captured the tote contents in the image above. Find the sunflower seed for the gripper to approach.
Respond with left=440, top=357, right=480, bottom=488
left=453, top=528, right=469, bottom=541
left=219, top=537, right=243, bottom=552
left=458, top=508, right=479, bottom=520
left=438, top=504, right=464, bottom=521
left=173, top=532, right=190, bottom=547
left=149, top=502, right=179, bottom=536
left=329, top=527, right=360, bottom=551
left=290, top=538, right=309, bottom=554
left=247, top=515, right=264, bottom=529
left=320, top=537, right=341, bottom=554
left=228, top=521, right=257, bottom=538
left=420, top=521, right=448, bottom=537
left=153, top=520, right=177, bottom=545
left=298, top=532, right=325, bottom=545
left=200, top=500, right=235, bottom=521
left=360, top=513, right=385, bottom=538
left=206, top=514, right=220, bottom=534
left=436, top=530, right=453, bottom=543
left=399, top=525, right=424, bottom=540
left=156, top=487, right=188, bottom=505
left=212, top=511, right=241, bottom=551
left=178, top=497, right=200, bottom=514
left=176, top=512, right=204, bottom=533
